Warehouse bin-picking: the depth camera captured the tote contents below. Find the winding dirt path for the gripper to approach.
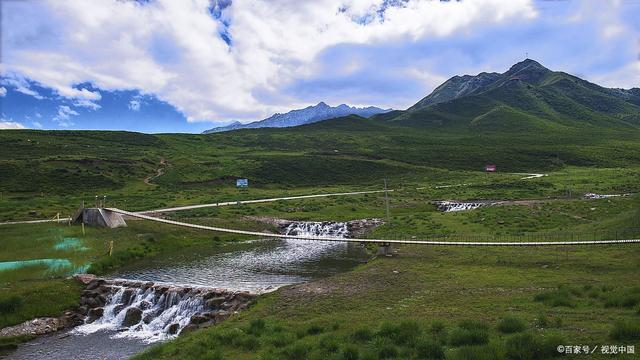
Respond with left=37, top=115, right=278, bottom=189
left=144, top=157, right=167, bottom=185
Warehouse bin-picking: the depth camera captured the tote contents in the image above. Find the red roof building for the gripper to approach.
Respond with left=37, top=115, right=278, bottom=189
left=485, top=164, right=497, bottom=172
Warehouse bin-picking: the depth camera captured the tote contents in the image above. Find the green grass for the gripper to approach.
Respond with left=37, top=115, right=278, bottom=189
left=134, top=239, right=640, bottom=359
left=0, top=123, right=639, bottom=358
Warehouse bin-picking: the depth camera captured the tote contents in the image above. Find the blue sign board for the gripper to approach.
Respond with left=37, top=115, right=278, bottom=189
left=236, top=178, right=249, bottom=188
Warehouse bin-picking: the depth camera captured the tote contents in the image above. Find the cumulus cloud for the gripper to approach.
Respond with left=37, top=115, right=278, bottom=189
left=128, top=95, right=143, bottom=111
left=0, top=87, right=6, bottom=97
left=0, top=119, right=26, bottom=129
left=73, top=99, right=102, bottom=110
left=0, top=0, right=537, bottom=123
left=52, top=105, right=79, bottom=127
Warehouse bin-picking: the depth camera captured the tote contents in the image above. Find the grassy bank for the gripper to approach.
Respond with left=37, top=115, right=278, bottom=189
left=137, top=243, right=640, bottom=360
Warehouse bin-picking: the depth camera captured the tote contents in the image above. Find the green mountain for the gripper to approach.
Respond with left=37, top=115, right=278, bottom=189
left=1, top=59, right=639, bottom=212
left=388, top=59, right=640, bottom=131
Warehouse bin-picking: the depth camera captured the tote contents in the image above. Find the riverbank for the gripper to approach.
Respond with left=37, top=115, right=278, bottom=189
left=137, top=243, right=640, bottom=359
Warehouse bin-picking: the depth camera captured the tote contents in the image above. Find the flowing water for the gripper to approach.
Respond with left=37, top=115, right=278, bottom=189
left=9, top=222, right=367, bottom=360
left=436, top=201, right=492, bottom=212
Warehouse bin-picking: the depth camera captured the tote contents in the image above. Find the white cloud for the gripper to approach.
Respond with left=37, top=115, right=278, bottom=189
left=0, top=119, right=26, bottom=129
left=0, top=87, right=6, bottom=97
left=0, top=0, right=537, bottom=123
left=32, top=121, right=43, bottom=129
left=128, top=95, right=142, bottom=111
left=0, top=76, right=44, bottom=99
left=73, top=99, right=101, bottom=110
left=52, top=105, right=79, bottom=127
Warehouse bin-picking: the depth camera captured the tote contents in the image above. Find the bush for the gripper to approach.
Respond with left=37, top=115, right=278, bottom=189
left=232, top=334, right=260, bottom=351
left=376, top=320, right=422, bottom=345
left=373, top=338, right=398, bottom=359
left=351, top=328, right=373, bottom=342
left=280, top=342, right=309, bottom=360
left=610, top=320, right=640, bottom=341
left=602, top=287, right=640, bottom=308
left=0, top=296, right=23, bottom=315
left=535, top=313, right=548, bottom=328
left=497, top=316, right=527, bottom=334
left=505, top=333, right=542, bottom=360
left=504, top=332, right=564, bottom=360
left=415, top=338, right=445, bottom=360
left=248, top=319, right=266, bottom=335
left=266, top=332, right=295, bottom=348
left=319, top=335, right=340, bottom=353
left=533, top=287, right=575, bottom=307
left=341, top=344, right=360, bottom=360
left=215, top=328, right=245, bottom=345
left=306, top=324, right=324, bottom=335
left=448, top=321, right=490, bottom=346
left=450, top=342, right=506, bottom=360
left=430, top=320, right=446, bottom=335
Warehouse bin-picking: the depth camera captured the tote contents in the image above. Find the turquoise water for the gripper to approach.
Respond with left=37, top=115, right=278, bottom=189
left=54, top=237, right=89, bottom=251
left=0, top=258, right=89, bottom=275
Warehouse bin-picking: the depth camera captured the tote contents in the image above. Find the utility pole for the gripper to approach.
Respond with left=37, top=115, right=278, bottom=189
left=384, top=179, right=391, bottom=224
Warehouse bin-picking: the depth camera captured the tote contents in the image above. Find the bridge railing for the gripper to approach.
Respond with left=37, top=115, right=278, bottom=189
left=375, top=228, right=640, bottom=243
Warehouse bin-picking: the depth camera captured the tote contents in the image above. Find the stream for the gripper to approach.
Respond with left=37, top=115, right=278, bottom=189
left=7, top=222, right=368, bottom=360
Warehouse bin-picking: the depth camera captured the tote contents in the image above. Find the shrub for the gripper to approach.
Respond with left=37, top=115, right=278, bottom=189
left=215, top=328, right=245, bottom=345
left=376, top=320, right=422, bottom=345
left=248, top=319, right=266, bottom=335
left=504, top=332, right=564, bottom=360
left=232, top=334, right=260, bottom=351
left=341, top=345, right=360, bottom=360
left=373, top=338, right=398, bottom=359
left=610, top=320, right=640, bottom=341
left=533, top=287, right=575, bottom=307
left=319, top=335, right=340, bottom=353
left=266, top=332, right=295, bottom=348
left=351, top=328, right=373, bottom=342
left=281, top=342, right=309, bottom=360
left=497, top=316, right=527, bottom=334
left=505, top=333, right=542, bottom=360
left=448, top=321, right=490, bottom=346
left=306, top=324, right=324, bottom=335
left=535, top=313, right=548, bottom=328
left=0, top=296, right=23, bottom=315
left=602, top=287, right=640, bottom=308
left=430, top=320, right=446, bottom=335
left=449, top=342, right=506, bottom=360
left=415, top=338, right=445, bottom=360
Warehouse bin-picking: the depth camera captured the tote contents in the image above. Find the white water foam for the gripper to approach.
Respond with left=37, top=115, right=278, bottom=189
left=74, top=285, right=206, bottom=343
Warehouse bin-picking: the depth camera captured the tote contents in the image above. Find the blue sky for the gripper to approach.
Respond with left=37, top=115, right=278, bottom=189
left=0, top=0, right=638, bottom=133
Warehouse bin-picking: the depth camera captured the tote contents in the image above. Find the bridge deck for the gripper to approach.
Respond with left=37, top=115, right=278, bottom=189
left=108, top=208, right=640, bottom=247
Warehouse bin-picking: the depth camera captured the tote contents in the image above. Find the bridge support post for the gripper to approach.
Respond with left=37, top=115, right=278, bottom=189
left=377, top=242, right=392, bottom=257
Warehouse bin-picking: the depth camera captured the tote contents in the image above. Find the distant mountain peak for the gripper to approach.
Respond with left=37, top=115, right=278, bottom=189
left=203, top=102, right=392, bottom=133
left=410, top=59, right=555, bottom=110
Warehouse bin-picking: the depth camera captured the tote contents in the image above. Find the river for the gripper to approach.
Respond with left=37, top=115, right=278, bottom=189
left=7, top=222, right=368, bottom=360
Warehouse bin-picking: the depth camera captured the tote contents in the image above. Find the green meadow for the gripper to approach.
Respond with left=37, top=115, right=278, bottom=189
left=0, top=126, right=639, bottom=359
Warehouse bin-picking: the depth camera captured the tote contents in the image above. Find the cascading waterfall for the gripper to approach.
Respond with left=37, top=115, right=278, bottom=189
left=284, top=221, right=349, bottom=238
left=436, top=201, right=491, bottom=212
left=72, top=222, right=354, bottom=344
left=73, top=279, right=254, bottom=343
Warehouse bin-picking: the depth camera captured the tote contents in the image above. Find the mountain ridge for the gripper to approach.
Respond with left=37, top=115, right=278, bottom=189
left=203, top=102, right=391, bottom=133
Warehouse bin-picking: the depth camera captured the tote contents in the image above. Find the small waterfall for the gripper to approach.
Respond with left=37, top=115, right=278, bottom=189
left=583, top=193, right=630, bottom=199
left=436, top=201, right=491, bottom=212
left=73, top=279, right=254, bottom=343
left=284, top=221, right=350, bottom=238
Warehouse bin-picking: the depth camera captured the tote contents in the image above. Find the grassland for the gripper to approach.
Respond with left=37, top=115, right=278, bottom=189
left=0, top=125, right=639, bottom=359
left=137, top=242, right=640, bottom=360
